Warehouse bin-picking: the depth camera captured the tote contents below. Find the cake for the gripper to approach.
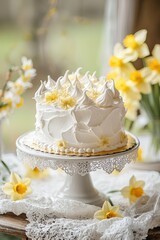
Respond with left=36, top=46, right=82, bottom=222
left=27, top=69, right=127, bottom=156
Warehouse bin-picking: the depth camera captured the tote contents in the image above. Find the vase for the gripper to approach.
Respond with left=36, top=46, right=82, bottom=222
left=138, top=119, right=160, bottom=162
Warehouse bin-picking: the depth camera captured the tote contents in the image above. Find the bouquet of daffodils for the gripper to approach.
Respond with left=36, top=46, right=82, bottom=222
left=107, top=29, right=160, bottom=152
left=0, top=57, right=36, bottom=120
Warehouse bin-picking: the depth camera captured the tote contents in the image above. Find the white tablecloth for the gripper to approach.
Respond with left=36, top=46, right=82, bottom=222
left=0, top=154, right=160, bottom=240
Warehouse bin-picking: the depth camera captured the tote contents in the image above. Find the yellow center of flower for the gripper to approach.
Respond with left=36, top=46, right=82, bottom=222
left=106, top=211, right=117, bottom=219
left=115, top=79, right=130, bottom=93
left=130, top=187, right=144, bottom=197
left=109, top=56, right=123, bottom=68
left=15, top=83, right=25, bottom=95
left=130, top=71, right=144, bottom=84
left=45, top=90, right=59, bottom=103
left=33, top=167, right=40, bottom=173
left=14, top=183, right=27, bottom=194
left=59, top=96, right=76, bottom=109
left=22, top=65, right=32, bottom=71
left=148, top=59, right=160, bottom=73
left=123, top=35, right=139, bottom=49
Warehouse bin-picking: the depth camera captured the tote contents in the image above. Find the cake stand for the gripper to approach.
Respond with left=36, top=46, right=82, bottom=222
left=16, top=131, right=139, bottom=206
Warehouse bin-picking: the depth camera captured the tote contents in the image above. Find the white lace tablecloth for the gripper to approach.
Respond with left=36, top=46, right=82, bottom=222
left=0, top=154, right=160, bottom=240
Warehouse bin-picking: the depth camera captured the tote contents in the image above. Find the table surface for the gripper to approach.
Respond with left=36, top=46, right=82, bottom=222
left=0, top=213, right=160, bottom=240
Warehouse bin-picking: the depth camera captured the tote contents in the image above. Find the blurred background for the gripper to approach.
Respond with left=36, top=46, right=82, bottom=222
left=0, top=0, right=160, bottom=239
left=1, top=0, right=160, bottom=154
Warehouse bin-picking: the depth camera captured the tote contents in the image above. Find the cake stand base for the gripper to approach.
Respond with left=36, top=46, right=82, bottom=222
left=57, top=173, right=107, bottom=206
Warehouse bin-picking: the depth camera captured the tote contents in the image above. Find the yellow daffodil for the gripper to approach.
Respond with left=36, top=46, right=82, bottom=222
left=24, top=164, right=49, bottom=179
left=56, top=140, right=67, bottom=148
left=2, top=172, right=32, bottom=201
left=145, top=44, right=160, bottom=84
left=123, top=29, right=149, bottom=59
left=121, top=175, right=145, bottom=203
left=94, top=201, right=122, bottom=220
left=45, top=90, right=59, bottom=103
left=106, top=71, right=118, bottom=81
left=129, top=69, right=151, bottom=94
left=59, top=96, right=76, bottom=109
left=137, top=147, right=143, bottom=162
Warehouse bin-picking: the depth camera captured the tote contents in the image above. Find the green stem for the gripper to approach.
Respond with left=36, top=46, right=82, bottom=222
left=108, top=197, right=114, bottom=206
left=0, top=160, right=11, bottom=174
left=107, top=190, right=120, bottom=194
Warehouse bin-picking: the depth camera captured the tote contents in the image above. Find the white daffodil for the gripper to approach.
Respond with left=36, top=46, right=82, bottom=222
left=21, top=68, right=36, bottom=82
left=7, top=79, right=32, bottom=95
left=129, top=68, right=151, bottom=94
left=21, top=57, right=33, bottom=71
left=124, top=99, right=140, bottom=121
left=123, top=29, right=149, bottom=59
left=145, top=44, right=160, bottom=84
left=109, top=43, right=135, bottom=77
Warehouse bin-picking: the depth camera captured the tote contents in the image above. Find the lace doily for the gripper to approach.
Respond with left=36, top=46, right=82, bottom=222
left=1, top=154, right=160, bottom=240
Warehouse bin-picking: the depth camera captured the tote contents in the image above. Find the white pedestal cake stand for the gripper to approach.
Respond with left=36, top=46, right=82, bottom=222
left=16, top=132, right=139, bottom=206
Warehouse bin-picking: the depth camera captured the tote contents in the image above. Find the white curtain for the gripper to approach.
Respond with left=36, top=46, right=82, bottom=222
left=101, top=0, right=138, bottom=74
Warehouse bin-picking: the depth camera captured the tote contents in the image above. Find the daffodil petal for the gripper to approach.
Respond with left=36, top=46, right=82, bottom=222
left=138, top=43, right=150, bottom=58
left=129, top=176, right=136, bottom=186
left=121, top=186, right=130, bottom=198
left=3, top=183, right=13, bottom=195
left=152, top=44, right=160, bottom=61
left=102, top=201, right=111, bottom=212
left=94, top=210, right=106, bottom=220
left=22, top=178, right=31, bottom=185
left=135, top=29, right=147, bottom=44
left=10, top=172, right=21, bottom=184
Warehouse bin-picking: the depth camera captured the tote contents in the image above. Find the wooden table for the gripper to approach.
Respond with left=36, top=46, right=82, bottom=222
left=0, top=213, right=160, bottom=240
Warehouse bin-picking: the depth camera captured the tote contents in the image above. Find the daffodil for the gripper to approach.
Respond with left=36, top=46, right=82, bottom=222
left=94, top=201, right=122, bottom=220
left=25, top=164, right=49, bottom=179
left=21, top=69, right=36, bottom=82
left=129, top=69, right=151, bottom=94
left=2, top=172, right=32, bottom=201
left=115, top=77, right=141, bottom=101
left=59, top=96, right=76, bottom=109
left=145, top=44, right=160, bottom=84
left=124, top=99, right=139, bottom=121
left=21, top=57, right=33, bottom=71
left=121, top=175, right=145, bottom=203
left=109, top=43, right=135, bottom=76
left=123, top=29, right=149, bottom=59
